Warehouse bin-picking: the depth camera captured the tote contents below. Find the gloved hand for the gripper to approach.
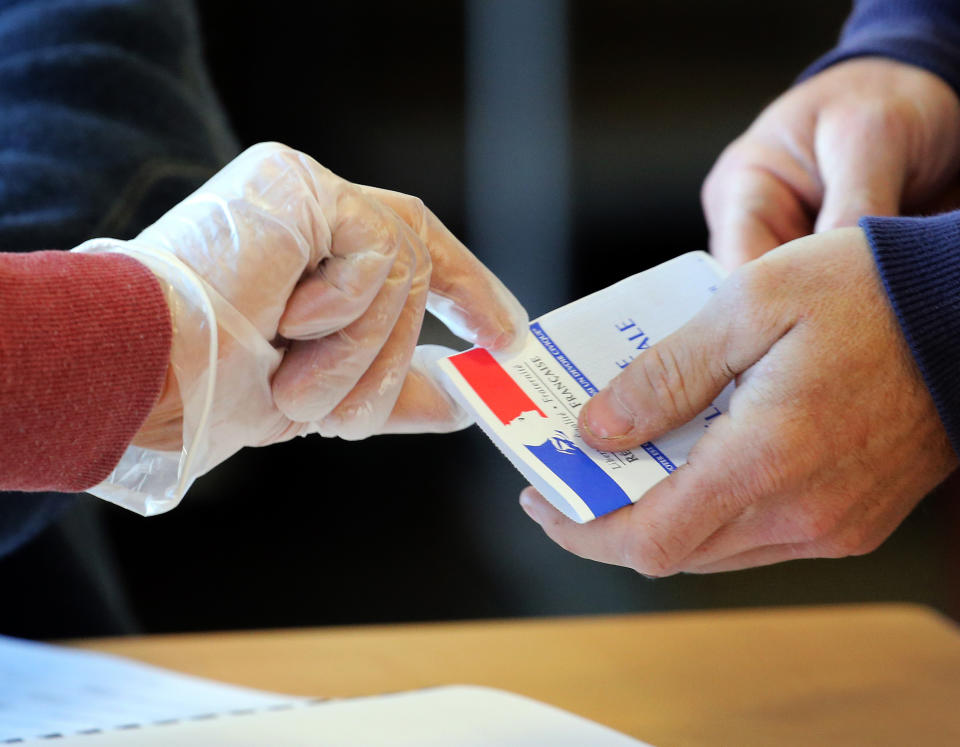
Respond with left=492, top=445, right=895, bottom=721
left=73, top=142, right=527, bottom=515
left=703, top=58, right=960, bottom=270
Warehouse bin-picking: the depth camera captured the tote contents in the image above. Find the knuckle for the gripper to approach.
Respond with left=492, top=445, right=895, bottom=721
left=816, top=537, right=855, bottom=560
left=722, top=259, right=785, bottom=341
left=730, top=258, right=776, bottom=308
left=790, top=506, right=842, bottom=546
left=401, top=231, right=421, bottom=267
left=388, top=234, right=417, bottom=279
left=851, top=531, right=885, bottom=557
left=700, top=137, right=753, bottom=215
left=404, top=222, right=432, bottom=274
left=837, top=101, right=904, bottom=140
left=250, top=141, right=307, bottom=173
left=379, top=192, right=430, bottom=241
left=418, top=239, right=433, bottom=278
left=338, top=181, right=366, bottom=211
left=248, top=143, right=337, bottom=209
left=700, top=166, right=719, bottom=209
left=782, top=542, right=820, bottom=562
left=247, top=140, right=294, bottom=159
left=700, top=142, right=738, bottom=208
left=405, top=195, right=429, bottom=239
left=622, top=534, right=674, bottom=578
left=825, top=522, right=884, bottom=558
left=370, top=199, right=432, bottom=275
left=635, top=345, right=692, bottom=422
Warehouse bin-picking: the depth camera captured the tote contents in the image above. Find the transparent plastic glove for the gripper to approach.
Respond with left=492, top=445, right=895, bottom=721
left=72, top=142, right=527, bottom=516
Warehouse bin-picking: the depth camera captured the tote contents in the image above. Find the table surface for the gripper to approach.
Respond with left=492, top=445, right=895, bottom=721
left=73, top=603, right=960, bottom=746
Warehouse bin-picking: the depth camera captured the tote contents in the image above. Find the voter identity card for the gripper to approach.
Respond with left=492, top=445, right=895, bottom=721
left=437, top=251, right=733, bottom=523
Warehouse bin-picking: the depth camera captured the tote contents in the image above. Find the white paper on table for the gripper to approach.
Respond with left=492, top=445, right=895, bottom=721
left=21, top=686, right=652, bottom=746
left=438, top=251, right=731, bottom=523
left=0, top=634, right=305, bottom=741
left=0, top=635, right=653, bottom=745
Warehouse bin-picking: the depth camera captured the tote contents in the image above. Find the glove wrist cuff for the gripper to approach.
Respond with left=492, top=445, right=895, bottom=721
left=71, top=238, right=219, bottom=515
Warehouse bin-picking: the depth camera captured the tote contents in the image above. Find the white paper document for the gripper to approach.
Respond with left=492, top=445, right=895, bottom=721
left=0, top=634, right=305, bottom=741
left=438, top=252, right=730, bottom=523
left=0, top=635, right=651, bottom=745
left=27, top=687, right=650, bottom=746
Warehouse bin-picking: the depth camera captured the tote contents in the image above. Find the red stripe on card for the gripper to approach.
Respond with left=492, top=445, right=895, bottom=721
left=448, top=348, right=545, bottom=425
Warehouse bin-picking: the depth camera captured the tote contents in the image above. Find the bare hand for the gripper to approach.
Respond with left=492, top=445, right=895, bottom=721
left=703, top=59, right=960, bottom=270
left=520, top=229, right=956, bottom=574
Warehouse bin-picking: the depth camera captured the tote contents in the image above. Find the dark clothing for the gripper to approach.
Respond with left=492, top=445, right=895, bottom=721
left=801, top=0, right=960, bottom=98
left=862, top=211, right=960, bottom=454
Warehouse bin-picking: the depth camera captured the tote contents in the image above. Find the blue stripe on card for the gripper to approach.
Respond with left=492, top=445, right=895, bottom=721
left=525, top=437, right=631, bottom=518
left=639, top=443, right=677, bottom=473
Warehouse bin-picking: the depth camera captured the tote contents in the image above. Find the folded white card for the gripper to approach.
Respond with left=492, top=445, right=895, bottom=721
left=438, top=252, right=731, bottom=523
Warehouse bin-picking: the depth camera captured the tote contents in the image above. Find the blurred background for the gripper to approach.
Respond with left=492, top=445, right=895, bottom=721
left=4, top=0, right=960, bottom=638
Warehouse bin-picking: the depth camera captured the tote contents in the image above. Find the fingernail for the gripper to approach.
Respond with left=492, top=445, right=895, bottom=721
left=488, top=328, right=515, bottom=352
left=583, top=389, right=634, bottom=439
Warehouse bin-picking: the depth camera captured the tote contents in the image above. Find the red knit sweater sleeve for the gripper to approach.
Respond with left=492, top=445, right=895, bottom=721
left=0, top=251, right=172, bottom=492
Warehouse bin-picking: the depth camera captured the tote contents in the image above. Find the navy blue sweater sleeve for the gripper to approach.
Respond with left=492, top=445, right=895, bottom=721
left=861, top=211, right=960, bottom=454
left=0, top=0, right=238, bottom=253
left=799, top=0, right=960, bottom=97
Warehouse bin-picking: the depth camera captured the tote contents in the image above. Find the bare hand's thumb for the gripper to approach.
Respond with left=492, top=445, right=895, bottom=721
left=579, top=268, right=788, bottom=451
